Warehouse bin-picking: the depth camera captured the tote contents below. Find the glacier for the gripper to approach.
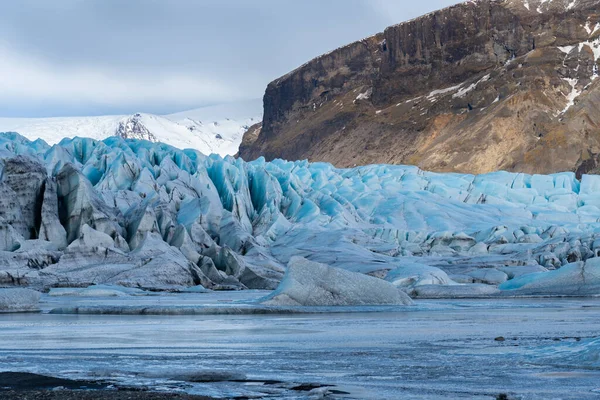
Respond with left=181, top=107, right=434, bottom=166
left=2, top=131, right=600, bottom=297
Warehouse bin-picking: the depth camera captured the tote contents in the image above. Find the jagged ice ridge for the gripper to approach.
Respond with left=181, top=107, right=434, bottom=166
left=1, top=132, right=600, bottom=296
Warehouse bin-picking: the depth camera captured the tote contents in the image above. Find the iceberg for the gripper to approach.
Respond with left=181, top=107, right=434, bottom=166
left=48, top=284, right=150, bottom=297
left=261, top=257, right=413, bottom=306
left=385, top=263, right=455, bottom=290
left=499, top=258, right=600, bottom=296
left=0, top=288, right=40, bottom=312
left=411, top=284, right=500, bottom=298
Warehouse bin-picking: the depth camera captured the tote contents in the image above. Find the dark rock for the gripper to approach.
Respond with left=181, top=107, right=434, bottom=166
left=0, top=372, right=105, bottom=390
left=239, top=0, right=600, bottom=175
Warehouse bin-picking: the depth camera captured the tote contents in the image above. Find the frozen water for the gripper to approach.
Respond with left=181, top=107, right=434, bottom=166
left=1, top=293, right=600, bottom=399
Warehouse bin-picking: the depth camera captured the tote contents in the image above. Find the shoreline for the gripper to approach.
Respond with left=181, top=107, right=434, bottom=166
left=0, top=372, right=215, bottom=400
left=0, top=390, right=214, bottom=400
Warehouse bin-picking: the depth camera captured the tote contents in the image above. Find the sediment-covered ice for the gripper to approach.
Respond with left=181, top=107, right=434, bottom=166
left=261, top=257, right=413, bottom=306
left=0, top=288, right=40, bottom=312
left=2, top=132, right=600, bottom=296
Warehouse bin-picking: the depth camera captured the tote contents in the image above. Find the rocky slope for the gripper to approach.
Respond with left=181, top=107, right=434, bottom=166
left=239, top=0, right=600, bottom=176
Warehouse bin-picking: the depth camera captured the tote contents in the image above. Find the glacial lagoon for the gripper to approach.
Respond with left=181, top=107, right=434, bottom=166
left=1, top=292, right=600, bottom=399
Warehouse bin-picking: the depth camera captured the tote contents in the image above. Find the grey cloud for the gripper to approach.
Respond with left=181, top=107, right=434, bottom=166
left=0, top=0, right=460, bottom=117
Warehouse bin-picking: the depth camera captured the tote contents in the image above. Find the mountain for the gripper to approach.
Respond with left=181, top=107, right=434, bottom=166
left=3, top=132, right=600, bottom=296
left=239, top=0, right=600, bottom=176
left=0, top=99, right=262, bottom=157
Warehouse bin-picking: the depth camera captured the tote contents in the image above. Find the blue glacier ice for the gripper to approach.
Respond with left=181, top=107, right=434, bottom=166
left=2, top=131, right=600, bottom=296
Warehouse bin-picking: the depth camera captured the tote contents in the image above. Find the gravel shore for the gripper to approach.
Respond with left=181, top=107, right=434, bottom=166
left=0, top=390, right=214, bottom=399
left=0, top=373, right=214, bottom=400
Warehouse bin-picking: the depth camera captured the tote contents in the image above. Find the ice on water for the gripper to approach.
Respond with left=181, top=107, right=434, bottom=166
left=262, top=257, right=413, bottom=306
left=0, top=288, right=40, bottom=312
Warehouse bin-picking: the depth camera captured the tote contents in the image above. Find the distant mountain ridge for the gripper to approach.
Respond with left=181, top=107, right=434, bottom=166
left=239, top=0, right=600, bottom=176
left=0, top=99, right=262, bottom=157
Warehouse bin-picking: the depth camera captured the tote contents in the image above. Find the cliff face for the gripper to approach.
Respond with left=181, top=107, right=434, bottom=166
left=239, top=0, right=600, bottom=175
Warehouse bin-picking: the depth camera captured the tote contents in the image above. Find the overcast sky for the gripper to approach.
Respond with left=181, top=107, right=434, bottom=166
left=0, top=0, right=459, bottom=118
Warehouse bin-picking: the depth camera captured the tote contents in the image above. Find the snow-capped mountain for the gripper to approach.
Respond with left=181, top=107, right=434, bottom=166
left=0, top=99, right=262, bottom=157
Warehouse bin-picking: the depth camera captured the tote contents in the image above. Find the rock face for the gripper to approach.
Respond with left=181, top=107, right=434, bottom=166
left=116, top=113, right=157, bottom=142
left=239, top=0, right=600, bottom=175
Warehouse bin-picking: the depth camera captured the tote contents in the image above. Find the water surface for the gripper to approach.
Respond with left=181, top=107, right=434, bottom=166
left=1, top=293, right=599, bottom=399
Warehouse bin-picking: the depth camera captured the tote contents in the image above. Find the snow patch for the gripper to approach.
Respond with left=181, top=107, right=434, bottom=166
left=355, top=88, right=373, bottom=102
left=559, top=78, right=581, bottom=114
left=452, top=74, right=490, bottom=99
left=427, top=83, right=464, bottom=101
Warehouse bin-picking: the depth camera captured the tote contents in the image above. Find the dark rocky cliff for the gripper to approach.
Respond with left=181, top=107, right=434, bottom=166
left=239, top=0, right=600, bottom=175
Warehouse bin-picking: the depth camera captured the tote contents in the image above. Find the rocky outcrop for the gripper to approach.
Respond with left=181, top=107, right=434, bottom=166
left=116, top=113, right=157, bottom=142
left=239, top=0, right=600, bottom=175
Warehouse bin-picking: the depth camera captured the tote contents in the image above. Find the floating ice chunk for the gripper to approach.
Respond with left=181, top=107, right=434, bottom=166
left=0, top=288, right=40, bottom=312
left=467, top=268, right=508, bottom=285
left=412, top=283, right=500, bottom=298
left=48, top=284, right=150, bottom=297
left=386, top=263, right=454, bottom=288
left=262, top=257, right=413, bottom=306
left=499, top=258, right=600, bottom=296
left=497, top=265, right=548, bottom=279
